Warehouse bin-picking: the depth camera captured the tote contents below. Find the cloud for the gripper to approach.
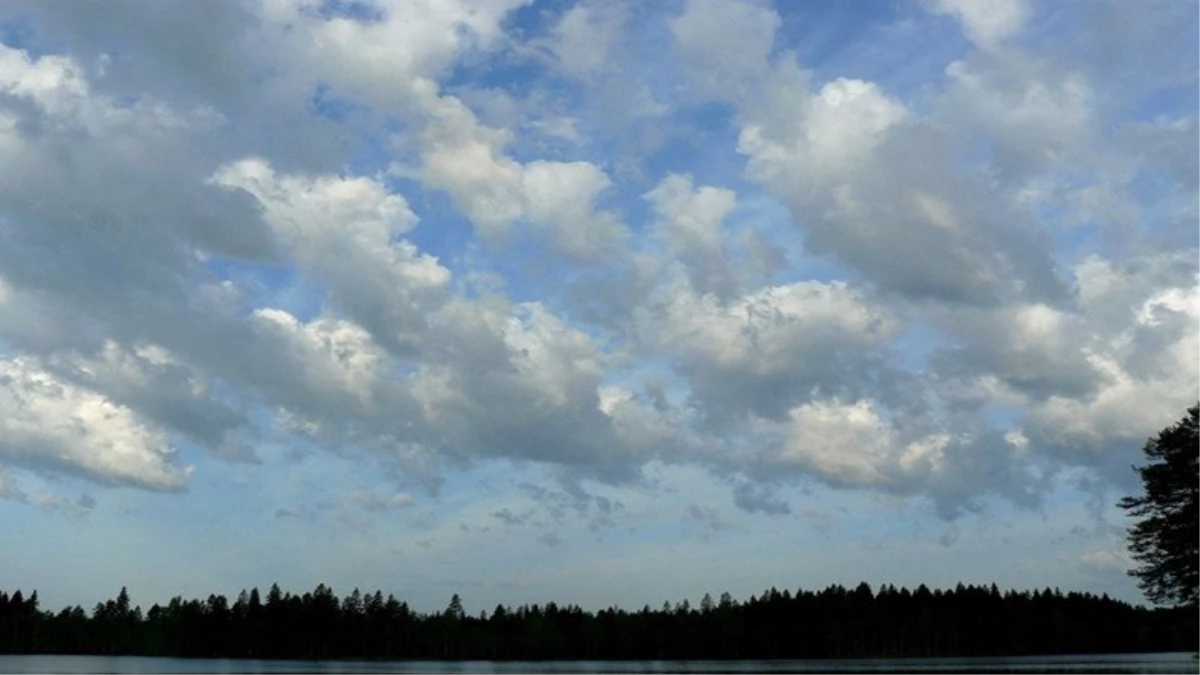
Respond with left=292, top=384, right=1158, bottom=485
left=259, top=0, right=530, bottom=108
left=731, top=481, right=790, bottom=515
left=634, top=277, right=899, bottom=424
left=774, top=399, right=951, bottom=489
left=0, top=467, right=28, bottom=503
left=47, top=341, right=256, bottom=463
left=644, top=174, right=740, bottom=298
left=940, top=51, right=1092, bottom=179
left=931, top=302, right=1104, bottom=400
left=740, top=76, right=908, bottom=183
left=1024, top=262, right=1198, bottom=468
left=685, top=504, right=733, bottom=536
left=670, top=0, right=780, bottom=101
left=930, top=0, right=1030, bottom=50
left=1079, top=548, right=1132, bottom=575
left=0, top=0, right=1192, bottom=543
left=211, top=158, right=449, bottom=354
left=535, top=3, right=625, bottom=78
left=735, top=66, right=1067, bottom=306
left=0, top=358, right=191, bottom=490
left=411, top=91, right=629, bottom=260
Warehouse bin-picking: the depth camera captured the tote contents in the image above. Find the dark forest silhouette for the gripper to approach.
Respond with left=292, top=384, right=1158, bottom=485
left=0, top=582, right=1195, bottom=661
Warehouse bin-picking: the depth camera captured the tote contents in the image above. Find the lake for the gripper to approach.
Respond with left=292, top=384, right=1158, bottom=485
left=0, top=653, right=1194, bottom=673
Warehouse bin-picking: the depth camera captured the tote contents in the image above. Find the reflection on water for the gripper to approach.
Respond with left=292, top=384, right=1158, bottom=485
left=0, top=652, right=1194, bottom=674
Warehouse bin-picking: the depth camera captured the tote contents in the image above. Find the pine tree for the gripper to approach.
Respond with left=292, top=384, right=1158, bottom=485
left=1118, top=405, right=1199, bottom=608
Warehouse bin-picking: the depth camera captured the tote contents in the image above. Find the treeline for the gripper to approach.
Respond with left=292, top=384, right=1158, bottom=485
left=0, top=582, right=1195, bottom=661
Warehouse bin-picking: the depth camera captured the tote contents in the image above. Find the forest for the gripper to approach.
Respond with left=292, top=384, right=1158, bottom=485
left=0, top=582, right=1194, bottom=661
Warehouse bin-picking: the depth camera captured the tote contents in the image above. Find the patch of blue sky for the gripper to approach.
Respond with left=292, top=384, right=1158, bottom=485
left=598, top=358, right=690, bottom=404
left=100, top=488, right=292, bottom=602
left=779, top=0, right=967, bottom=107
left=725, top=191, right=858, bottom=288
left=442, top=19, right=556, bottom=98
left=491, top=8, right=680, bottom=161
left=1108, top=170, right=1200, bottom=256
left=393, top=181, right=483, bottom=276
left=200, top=257, right=326, bottom=322
left=306, top=0, right=385, bottom=23
left=8, top=470, right=280, bottom=609
left=1126, top=81, right=1200, bottom=124
left=887, top=319, right=947, bottom=375
left=0, top=14, right=58, bottom=57
left=0, top=501, right=104, bottom=611
left=308, top=91, right=403, bottom=181
left=466, top=230, right=567, bottom=305
left=635, top=108, right=745, bottom=191
left=518, top=235, right=661, bottom=324
left=307, top=83, right=367, bottom=125
left=495, top=0, right=560, bottom=45
left=463, top=85, right=598, bottom=169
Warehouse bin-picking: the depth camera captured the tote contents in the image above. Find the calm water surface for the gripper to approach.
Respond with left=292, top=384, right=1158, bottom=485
left=0, top=653, right=1194, bottom=674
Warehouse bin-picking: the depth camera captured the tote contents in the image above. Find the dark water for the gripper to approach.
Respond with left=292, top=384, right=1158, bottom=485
left=0, top=652, right=1194, bottom=673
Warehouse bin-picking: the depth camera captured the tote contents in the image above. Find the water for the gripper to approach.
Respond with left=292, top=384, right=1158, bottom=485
left=0, top=653, right=1194, bottom=674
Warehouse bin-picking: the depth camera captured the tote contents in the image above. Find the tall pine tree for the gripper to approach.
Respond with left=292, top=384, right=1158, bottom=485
left=1118, top=405, right=1199, bottom=608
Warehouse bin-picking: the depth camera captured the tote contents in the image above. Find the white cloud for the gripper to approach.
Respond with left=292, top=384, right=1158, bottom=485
left=0, top=43, right=88, bottom=116
left=776, top=399, right=950, bottom=488
left=520, top=161, right=628, bottom=259
left=931, top=302, right=1102, bottom=399
left=741, top=77, right=908, bottom=184
left=251, top=310, right=387, bottom=409
left=644, top=280, right=895, bottom=374
left=1028, top=273, right=1198, bottom=455
left=0, top=0, right=1191, bottom=541
left=0, top=358, right=191, bottom=490
left=671, top=0, right=780, bottom=101
left=645, top=174, right=739, bottom=297
left=414, top=91, right=629, bottom=260
left=931, top=0, right=1030, bottom=50
left=47, top=341, right=254, bottom=462
left=734, top=55, right=1067, bottom=306
left=634, top=277, right=900, bottom=426
left=941, top=52, right=1093, bottom=178
left=538, top=3, right=625, bottom=78
left=260, top=0, right=529, bottom=106
left=1080, top=548, right=1132, bottom=574
left=211, top=159, right=450, bottom=351
left=410, top=297, right=634, bottom=474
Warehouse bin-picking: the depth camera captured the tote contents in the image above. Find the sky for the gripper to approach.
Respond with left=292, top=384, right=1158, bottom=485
left=0, top=0, right=1196, bottom=617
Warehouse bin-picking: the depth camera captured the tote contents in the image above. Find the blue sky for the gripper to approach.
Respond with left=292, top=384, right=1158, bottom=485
left=0, top=0, right=1195, bottom=616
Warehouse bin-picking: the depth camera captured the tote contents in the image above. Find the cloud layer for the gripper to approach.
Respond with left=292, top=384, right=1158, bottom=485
left=0, top=0, right=1194, bottom=609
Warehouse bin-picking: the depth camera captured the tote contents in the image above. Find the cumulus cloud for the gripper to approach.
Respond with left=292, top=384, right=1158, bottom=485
left=671, top=0, right=780, bottom=101
left=211, top=159, right=449, bottom=353
left=774, top=399, right=950, bottom=488
left=634, top=277, right=900, bottom=425
left=737, top=69, right=1067, bottom=306
left=645, top=174, right=740, bottom=298
left=412, top=91, right=629, bottom=260
left=931, top=0, right=1030, bottom=50
left=0, top=0, right=1192, bottom=537
left=48, top=341, right=255, bottom=463
left=535, top=3, right=625, bottom=78
left=1023, top=261, right=1198, bottom=469
left=258, top=0, right=529, bottom=107
left=0, top=358, right=191, bottom=490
